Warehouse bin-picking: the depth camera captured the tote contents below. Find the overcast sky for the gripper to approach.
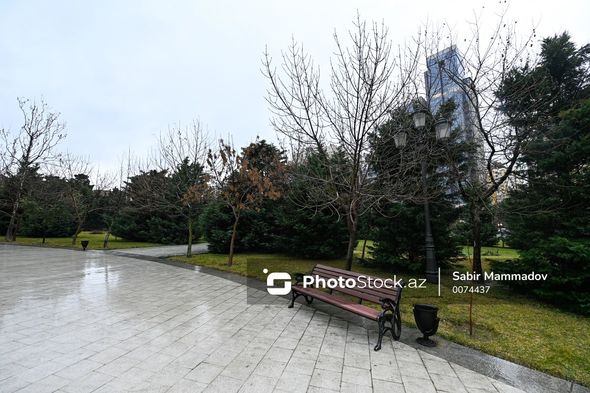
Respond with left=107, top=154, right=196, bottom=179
left=1, top=0, right=589, bottom=173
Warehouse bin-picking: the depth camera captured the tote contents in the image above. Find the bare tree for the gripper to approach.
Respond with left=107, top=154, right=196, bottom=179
left=417, top=8, right=547, bottom=278
left=263, top=15, right=422, bottom=270
left=154, top=120, right=210, bottom=257
left=102, top=151, right=133, bottom=248
left=207, top=139, right=285, bottom=266
left=1, top=98, right=66, bottom=241
left=59, top=153, right=105, bottom=245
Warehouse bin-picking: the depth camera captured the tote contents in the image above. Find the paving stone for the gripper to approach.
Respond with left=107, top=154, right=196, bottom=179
left=203, top=375, right=243, bottom=393
left=0, top=376, right=31, bottom=393
left=106, top=366, right=155, bottom=390
left=394, top=350, right=423, bottom=365
left=341, top=366, right=372, bottom=386
left=306, top=386, right=338, bottom=393
left=14, top=374, right=70, bottom=393
left=315, top=355, right=344, bottom=372
left=422, top=358, right=456, bottom=377
left=238, top=373, right=277, bottom=393
left=285, top=356, right=316, bottom=376
left=185, top=363, right=224, bottom=384
left=61, top=371, right=114, bottom=393
left=275, top=371, right=311, bottom=393
left=340, top=381, right=373, bottom=392
left=372, top=379, right=406, bottom=393
left=401, top=375, right=437, bottom=393
left=273, top=337, right=300, bottom=350
left=397, top=359, right=430, bottom=380
left=370, top=362, right=402, bottom=383
left=293, top=344, right=321, bottom=359
left=252, top=358, right=287, bottom=379
left=309, top=368, right=342, bottom=391
left=344, top=351, right=371, bottom=370
left=452, top=364, right=498, bottom=391
left=265, top=346, right=294, bottom=362
left=55, top=359, right=103, bottom=380
left=0, top=362, right=29, bottom=382
left=166, top=378, right=208, bottom=393
left=430, top=373, right=469, bottom=392
left=96, top=355, right=139, bottom=376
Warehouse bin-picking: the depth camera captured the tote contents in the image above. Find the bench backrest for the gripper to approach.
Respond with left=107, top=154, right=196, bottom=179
left=310, top=264, right=402, bottom=304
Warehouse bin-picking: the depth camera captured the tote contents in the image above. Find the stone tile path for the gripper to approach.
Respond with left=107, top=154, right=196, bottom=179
left=112, top=243, right=208, bottom=258
left=0, top=245, right=529, bottom=393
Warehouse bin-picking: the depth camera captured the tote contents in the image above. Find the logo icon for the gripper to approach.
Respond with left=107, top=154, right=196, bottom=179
left=264, top=268, right=292, bottom=295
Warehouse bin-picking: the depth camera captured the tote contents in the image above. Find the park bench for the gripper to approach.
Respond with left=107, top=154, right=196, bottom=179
left=288, top=264, right=403, bottom=351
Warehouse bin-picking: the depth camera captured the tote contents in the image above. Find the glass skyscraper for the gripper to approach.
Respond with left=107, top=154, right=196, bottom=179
left=424, top=46, right=476, bottom=143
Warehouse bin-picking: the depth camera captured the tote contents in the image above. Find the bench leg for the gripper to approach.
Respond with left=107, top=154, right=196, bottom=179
left=374, top=316, right=386, bottom=351
left=374, top=313, right=398, bottom=351
left=289, top=291, right=314, bottom=308
left=391, top=307, right=401, bottom=340
left=288, top=291, right=299, bottom=308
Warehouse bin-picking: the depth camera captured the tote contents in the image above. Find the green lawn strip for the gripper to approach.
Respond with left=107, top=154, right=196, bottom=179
left=462, top=245, right=520, bottom=261
left=4, top=231, right=161, bottom=250
left=171, top=251, right=590, bottom=387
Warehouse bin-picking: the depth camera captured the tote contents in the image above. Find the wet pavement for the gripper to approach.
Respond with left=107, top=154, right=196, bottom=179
left=0, top=245, right=581, bottom=393
left=112, top=243, right=209, bottom=258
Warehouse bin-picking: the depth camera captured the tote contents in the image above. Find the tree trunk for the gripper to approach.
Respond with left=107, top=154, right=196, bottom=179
left=186, top=215, right=193, bottom=258
left=469, top=291, right=474, bottom=336
left=345, top=216, right=358, bottom=271
left=72, top=222, right=82, bottom=245
left=5, top=171, right=27, bottom=242
left=360, top=239, right=368, bottom=262
left=5, top=199, right=20, bottom=241
left=228, top=213, right=240, bottom=266
left=470, top=203, right=484, bottom=281
left=103, top=230, right=111, bottom=249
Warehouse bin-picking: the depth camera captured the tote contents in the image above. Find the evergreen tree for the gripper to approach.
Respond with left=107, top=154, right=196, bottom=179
left=494, top=34, right=590, bottom=314
left=503, top=33, right=589, bottom=247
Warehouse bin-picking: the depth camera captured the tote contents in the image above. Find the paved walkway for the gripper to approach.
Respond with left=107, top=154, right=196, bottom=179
left=113, top=243, right=209, bottom=258
left=1, top=245, right=530, bottom=393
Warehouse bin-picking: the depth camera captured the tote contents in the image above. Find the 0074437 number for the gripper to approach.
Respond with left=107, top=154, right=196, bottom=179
left=452, top=285, right=490, bottom=294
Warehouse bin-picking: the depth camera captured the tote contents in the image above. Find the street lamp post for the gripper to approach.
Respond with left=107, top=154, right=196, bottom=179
left=394, top=99, right=450, bottom=283
left=421, top=159, right=438, bottom=283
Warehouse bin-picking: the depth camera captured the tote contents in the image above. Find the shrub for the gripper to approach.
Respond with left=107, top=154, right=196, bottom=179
left=112, top=208, right=200, bottom=245
left=491, top=237, right=590, bottom=315
left=18, top=199, right=76, bottom=238
left=272, top=202, right=348, bottom=259
left=199, top=202, right=233, bottom=253
left=200, top=199, right=348, bottom=259
left=369, top=200, right=461, bottom=273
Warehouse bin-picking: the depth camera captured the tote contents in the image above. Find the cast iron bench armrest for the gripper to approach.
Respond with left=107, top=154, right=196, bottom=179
left=293, top=272, right=310, bottom=286
left=379, top=297, right=398, bottom=312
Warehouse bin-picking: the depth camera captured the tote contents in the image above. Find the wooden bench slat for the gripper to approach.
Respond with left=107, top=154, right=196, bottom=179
left=309, top=266, right=401, bottom=301
left=311, top=267, right=401, bottom=295
left=293, top=286, right=381, bottom=320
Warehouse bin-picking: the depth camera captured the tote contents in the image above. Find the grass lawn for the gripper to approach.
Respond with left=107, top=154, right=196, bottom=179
left=3, top=231, right=160, bottom=250
left=458, top=245, right=520, bottom=271
left=171, top=246, right=590, bottom=387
